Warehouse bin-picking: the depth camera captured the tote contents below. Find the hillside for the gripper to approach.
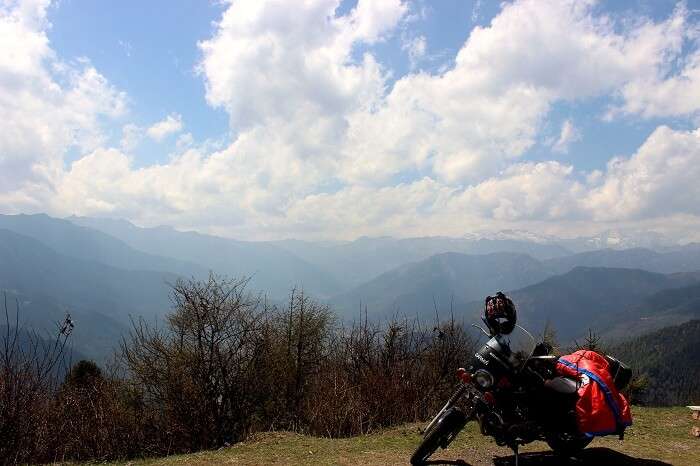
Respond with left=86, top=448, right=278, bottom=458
left=69, top=216, right=341, bottom=299
left=1, top=291, right=127, bottom=361
left=546, top=247, right=700, bottom=275
left=609, top=320, right=700, bottom=406
left=331, top=250, right=700, bottom=338
left=0, top=229, right=174, bottom=321
left=331, top=252, right=551, bottom=319
left=4, top=214, right=700, bottom=361
left=106, top=407, right=698, bottom=466
left=502, top=267, right=698, bottom=341
left=602, top=280, right=700, bottom=340
left=0, top=229, right=174, bottom=360
left=274, top=236, right=570, bottom=289
left=0, top=214, right=206, bottom=277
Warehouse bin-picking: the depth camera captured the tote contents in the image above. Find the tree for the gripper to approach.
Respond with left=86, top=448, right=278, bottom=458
left=64, top=360, right=102, bottom=387
left=121, top=274, right=267, bottom=450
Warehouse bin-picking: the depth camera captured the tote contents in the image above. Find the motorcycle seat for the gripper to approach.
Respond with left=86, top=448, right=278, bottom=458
left=544, top=376, right=578, bottom=394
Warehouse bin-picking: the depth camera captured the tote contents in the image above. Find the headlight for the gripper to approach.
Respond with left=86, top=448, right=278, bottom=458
left=473, top=369, right=494, bottom=389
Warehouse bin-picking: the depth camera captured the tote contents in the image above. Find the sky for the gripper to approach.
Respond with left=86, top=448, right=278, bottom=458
left=2, top=0, right=700, bottom=242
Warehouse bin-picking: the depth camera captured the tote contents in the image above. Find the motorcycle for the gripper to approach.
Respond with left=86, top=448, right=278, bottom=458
left=411, top=324, right=626, bottom=465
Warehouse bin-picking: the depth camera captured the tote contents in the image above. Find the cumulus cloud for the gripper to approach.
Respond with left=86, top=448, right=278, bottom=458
left=552, top=119, right=581, bottom=154
left=198, top=0, right=406, bottom=129
left=336, top=0, right=700, bottom=185
left=146, top=113, right=183, bottom=141
left=402, top=34, right=426, bottom=69
left=49, top=124, right=700, bottom=241
left=120, top=123, right=142, bottom=152
left=609, top=4, right=700, bottom=119
left=0, top=0, right=126, bottom=208
left=175, top=132, right=194, bottom=151
left=3, top=0, right=700, bottom=242
left=584, top=126, right=700, bottom=220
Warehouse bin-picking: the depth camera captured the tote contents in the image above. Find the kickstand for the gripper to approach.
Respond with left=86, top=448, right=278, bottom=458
left=512, top=444, right=519, bottom=466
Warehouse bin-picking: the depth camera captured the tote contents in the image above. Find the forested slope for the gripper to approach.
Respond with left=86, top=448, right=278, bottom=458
left=610, top=320, right=700, bottom=406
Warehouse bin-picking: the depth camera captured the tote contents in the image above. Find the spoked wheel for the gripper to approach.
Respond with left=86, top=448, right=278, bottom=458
left=546, top=431, right=592, bottom=457
left=410, top=407, right=469, bottom=465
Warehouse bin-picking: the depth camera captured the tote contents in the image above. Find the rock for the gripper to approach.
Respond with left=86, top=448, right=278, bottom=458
left=691, top=426, right=700, bottom=438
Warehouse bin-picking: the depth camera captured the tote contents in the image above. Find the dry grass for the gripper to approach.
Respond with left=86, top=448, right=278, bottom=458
left=93, top=406, right=698, bottom=466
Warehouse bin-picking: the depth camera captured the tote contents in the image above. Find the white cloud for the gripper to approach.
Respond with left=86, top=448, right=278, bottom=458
left=609, top=4, right=700, bottom=119
left=337, top=0, right=698, bottom=185
left=615, top=47, right=700, bottom=118
left=175, top=132, right=194, bottom=151
left=471, top=0, right=482, bottom=23
left=3, top=0, right=700, bottom=243
left=146, top=113, right=183, bottom=141
left=120, top=123, right=142, bottom=152
left=402, top=34, right=426, bottom=69
left=198, top=0, right=406, bottom=130
left=118, top=39, right=132, bottom=58
left=460, top=162, right=585, bottom=221
left=584, top=126, right=700, bottom=220
left=48, top=124, right=700, bottom=241
left=552, top=119, right=581, bottom=154
left=0, top=0, right=125, bottom=208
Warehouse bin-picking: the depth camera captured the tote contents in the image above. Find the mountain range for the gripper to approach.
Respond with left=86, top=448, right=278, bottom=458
left=503, top=267, right=700, bottom=342
left=330, top=252, right=551, bottom=320
left=0, top=228, right=173, bottom=360
left=1, top=213, right=700, bottom=361
left=329, top=247, right=700, bottom=326
left=69, top=216, right=341, bottom=299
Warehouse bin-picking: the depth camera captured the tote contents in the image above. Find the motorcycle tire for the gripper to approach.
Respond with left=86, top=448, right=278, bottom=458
left=545, top=432, right=592, bottom=457
left=410, top=407, right=468, bottom=465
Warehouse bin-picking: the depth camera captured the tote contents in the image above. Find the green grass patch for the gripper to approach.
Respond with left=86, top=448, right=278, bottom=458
left=99, top=406, right=699, bottom=465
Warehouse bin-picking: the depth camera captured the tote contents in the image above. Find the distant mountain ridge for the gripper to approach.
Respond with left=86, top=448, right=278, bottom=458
left=546, top=247, right=700, bottom=275
left=601, top=279, right=700, bottom=341
left=293, top=236, right=700, bottom=319
left=0, top=229, right=174, bottom=322
left=330, top=252, right=552, bottom=320
left=274, top=236, right=571, bottom=290
left=2, top=213, right=699, bottom=363
left=71, top=216, right=573, bottom=293
left=466, top=228, right=675, bottom=253
left=0, top=229, right=173, bottom=360
left=503, top=266, right=699, bottom=341
left=67, top=215, right=700, bottom=299
left=0, top=214, right=206, bottom=277
left=69, top=216, right=341, bottom=299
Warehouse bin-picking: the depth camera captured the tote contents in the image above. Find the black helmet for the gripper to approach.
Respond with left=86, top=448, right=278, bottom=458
left=484, top=292, right=517, bottom=335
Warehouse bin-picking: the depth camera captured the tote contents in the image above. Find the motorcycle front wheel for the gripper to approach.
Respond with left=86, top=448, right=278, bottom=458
left=410, top=407, right=469, bottom=465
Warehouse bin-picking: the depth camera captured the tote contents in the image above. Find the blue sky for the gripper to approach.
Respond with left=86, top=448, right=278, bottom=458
left=2, top=0, right=700, bottom=241
left=46, top=0, right=688, bottom=170
left=48, top=0, right=229, bottom=164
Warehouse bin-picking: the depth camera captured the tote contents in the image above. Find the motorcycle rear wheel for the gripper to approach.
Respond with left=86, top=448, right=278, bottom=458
left=545, top=432, right=592, bottom=456
left=410, top=407, right=468, bottom=465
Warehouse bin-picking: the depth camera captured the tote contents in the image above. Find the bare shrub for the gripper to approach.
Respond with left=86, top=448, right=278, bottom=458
left=0, top=295, right=72, bottom=464
left=47, top=361, right=146, bottom=462
left=121, top=274, right=269, bottom=453
left=305, top=312, right=477, bottom=437
left=1, top=276, right=481, bottom=462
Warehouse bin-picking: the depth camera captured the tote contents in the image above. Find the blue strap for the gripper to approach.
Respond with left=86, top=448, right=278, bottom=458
left=558, top=357, right=631, bottom=436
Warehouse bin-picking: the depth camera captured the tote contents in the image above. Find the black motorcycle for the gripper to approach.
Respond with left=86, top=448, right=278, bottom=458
left=411, top=324, right=624, bottom=465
